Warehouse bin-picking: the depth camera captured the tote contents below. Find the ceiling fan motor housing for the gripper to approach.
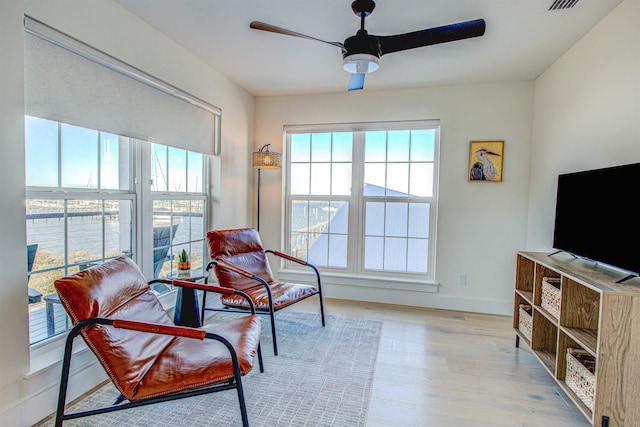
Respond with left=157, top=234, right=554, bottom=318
left=343, top=33, right=381, bottom=58
left=342, top=33, right=381, bottom=73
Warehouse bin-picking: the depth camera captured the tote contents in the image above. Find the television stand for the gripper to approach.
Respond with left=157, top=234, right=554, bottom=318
left=513, top=251, right=640, bottom=426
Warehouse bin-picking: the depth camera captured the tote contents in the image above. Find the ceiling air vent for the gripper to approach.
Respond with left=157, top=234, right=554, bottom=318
left=548, top=0, right=582, bottom=10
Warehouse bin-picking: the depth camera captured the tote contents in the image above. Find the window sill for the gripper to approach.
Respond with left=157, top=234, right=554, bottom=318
left=277, top=269, right=439, bottom=293
left=26, top=333, right=81, bottom=379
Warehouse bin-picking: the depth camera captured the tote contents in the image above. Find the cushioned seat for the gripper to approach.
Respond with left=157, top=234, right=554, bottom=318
left=131, top=315, right=259, bottom=400
left=219, top=281, right=318, bottom=311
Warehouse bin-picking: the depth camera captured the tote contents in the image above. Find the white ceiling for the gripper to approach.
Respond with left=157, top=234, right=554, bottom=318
left=115, top=0, right=621, bottom=96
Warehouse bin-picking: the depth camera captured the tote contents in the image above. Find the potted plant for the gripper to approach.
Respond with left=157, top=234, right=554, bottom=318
left=177, top=249, right=191, bottom=271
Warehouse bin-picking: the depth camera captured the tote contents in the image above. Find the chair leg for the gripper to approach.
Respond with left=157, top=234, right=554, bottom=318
left=112, top=394, right=126, bottom=405
left=269, top=309, right=278, bottom=356
left=257, top=342, right=265, bottom=373
left=55, top=325, right=82, bottom=427
left=234, top=371, right=250, bottom=427
left=308, top=264, right=326, bottom=327
left=318, top=292, right=326, bottom=327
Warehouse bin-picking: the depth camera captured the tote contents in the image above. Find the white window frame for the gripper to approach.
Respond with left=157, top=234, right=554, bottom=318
left=282, top=120, right=440, bottom=288
left=25, top=119, right=137, bottom=345
left=137, top=140, right=210, bottom=281
left=26, top=120, right=212, bottom=346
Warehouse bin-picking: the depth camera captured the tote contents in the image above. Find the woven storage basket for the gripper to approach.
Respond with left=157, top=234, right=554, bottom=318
left=541, top=277, right=561, bottom=319
left=566, top=348, right=596, bottom=412
left=518, top=304, right=532, bottom=341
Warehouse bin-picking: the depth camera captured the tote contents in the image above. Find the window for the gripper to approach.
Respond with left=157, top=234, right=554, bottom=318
left=25, top=117, right=211, bottom=345
left=150, top=143, right=207, bottom=281
left=26, top=116, right=134, bottom=344
left=285, top=121, right=439, bottom=281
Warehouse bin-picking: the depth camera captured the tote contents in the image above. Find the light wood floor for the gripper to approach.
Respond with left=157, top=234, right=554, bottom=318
left=295, top=298, right=590, bottom=427
left=38, top=297, right=591, bottom=426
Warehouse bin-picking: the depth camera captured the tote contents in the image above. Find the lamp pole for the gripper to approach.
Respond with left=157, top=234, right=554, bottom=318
left=257, top=167, right=262, bottom=231
left=252, top=144, right=281, bottom=232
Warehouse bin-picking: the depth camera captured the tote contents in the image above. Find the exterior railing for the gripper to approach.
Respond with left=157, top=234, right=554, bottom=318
left=290, top=222, right=328, bottom=259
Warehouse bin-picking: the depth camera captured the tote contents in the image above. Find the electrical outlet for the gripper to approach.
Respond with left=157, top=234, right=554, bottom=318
left=458, top=273, right=467, bottom=285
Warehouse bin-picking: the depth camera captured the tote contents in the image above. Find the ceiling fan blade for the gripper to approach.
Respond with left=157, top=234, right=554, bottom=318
left=348, top=73, right=366, bottom=91
left=250, top=21, right=345, bottom=50
left=378, top=18, right=486, bottom=55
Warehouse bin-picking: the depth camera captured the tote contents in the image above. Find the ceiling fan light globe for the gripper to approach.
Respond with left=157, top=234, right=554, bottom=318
left=343, top=53, right=379, bottom=74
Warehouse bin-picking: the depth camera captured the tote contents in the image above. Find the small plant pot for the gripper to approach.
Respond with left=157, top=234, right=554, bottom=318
left=178, top=261, right=191, bottom=271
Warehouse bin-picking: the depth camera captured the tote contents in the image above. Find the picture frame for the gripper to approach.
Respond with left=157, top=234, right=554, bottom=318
left=468, top=140, right=504, bottom=182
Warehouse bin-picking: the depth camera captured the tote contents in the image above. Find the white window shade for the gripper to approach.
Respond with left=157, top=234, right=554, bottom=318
left=24, top=16, right=221, bottom=156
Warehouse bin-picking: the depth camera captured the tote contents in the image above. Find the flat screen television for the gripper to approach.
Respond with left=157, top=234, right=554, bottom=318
left=552, top=162, right=640, bottom=282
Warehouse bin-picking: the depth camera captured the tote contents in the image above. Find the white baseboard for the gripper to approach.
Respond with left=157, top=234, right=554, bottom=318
left=2, top=359, right=106, bottom=427
left=323, top=283, right=513, bottom=316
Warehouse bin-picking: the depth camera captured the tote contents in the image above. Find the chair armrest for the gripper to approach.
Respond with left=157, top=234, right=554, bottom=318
left=171, top=279, right=234, bottom=295
left=107, top=318, right=247, bottom=368
left=112, top=319, right=207, bottom=339
left=209, top=259, right=271, bottom=287
left=148, top=278, right=172, bottom=287
left=266, top=250, right=322, bottom=289
left=267, top=250, right=308, bottom=266
left=148, top=278, right=238, bottom=297
left=172, top=279, right=257, bottom=313
left=171, top=280, right=256, bottom=314
left=73, top=318, right=251, bottom=349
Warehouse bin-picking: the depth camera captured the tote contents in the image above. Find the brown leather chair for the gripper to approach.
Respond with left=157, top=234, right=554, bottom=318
left=53, top=256, right=263, bottom=427
left=203, top=228, right=325, bottom=355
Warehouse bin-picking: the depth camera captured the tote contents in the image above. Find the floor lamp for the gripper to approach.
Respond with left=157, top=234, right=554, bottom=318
left=252, top=144, right=281, bottom=231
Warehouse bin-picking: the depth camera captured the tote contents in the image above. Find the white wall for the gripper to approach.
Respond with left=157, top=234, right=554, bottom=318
left=255, top=82, right=534, bottom=315
left=0, top=1, right=254, bottom=425
left=2, top=0, right=638, bottom=423
left=527, top=0, right=640, bottom=251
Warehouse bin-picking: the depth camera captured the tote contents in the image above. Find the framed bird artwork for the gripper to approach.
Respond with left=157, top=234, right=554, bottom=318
left=468, top=140, right=504, bottom=182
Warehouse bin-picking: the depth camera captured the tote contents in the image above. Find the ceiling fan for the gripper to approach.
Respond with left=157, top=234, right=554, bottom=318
left=250, top=0, right=486, bottom=91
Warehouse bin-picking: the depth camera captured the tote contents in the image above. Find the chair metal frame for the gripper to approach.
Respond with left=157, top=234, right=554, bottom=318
left=201, top=255, right=325, bottom=356
left=54, top=278, right=263, bottom=427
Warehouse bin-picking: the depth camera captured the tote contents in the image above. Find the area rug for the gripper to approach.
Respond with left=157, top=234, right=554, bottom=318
left=43, top=311, right=382, bottom=427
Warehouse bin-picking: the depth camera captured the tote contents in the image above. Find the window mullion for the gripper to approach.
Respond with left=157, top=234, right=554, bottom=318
left=63, top=200, right=69, bottom=275
left=405, top=200, right=410, bottom=272
left=351, top=131, right=365, bottom=274
left=101, top=199, right=106, bottom=259
left=97, top=131, right=102, bottom=189
left=137, top=140, right=152, bottom=279
left=58, top=123, right=62, bottom=188
left=284, top=132, right=291, bottom=257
